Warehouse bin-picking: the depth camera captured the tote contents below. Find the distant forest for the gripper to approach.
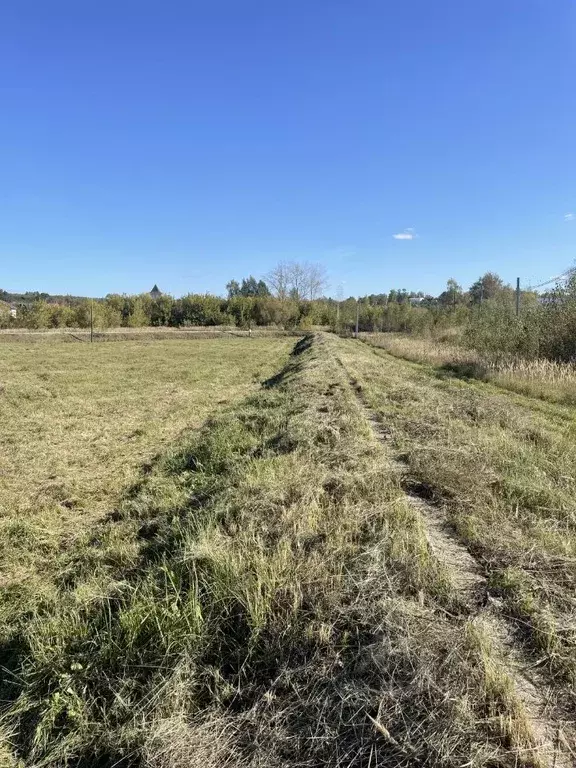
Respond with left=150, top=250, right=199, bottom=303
left=0, top=289, right=89, bottom=305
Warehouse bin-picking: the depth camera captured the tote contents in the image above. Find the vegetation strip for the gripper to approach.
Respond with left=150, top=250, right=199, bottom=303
left=362, top=332, right=576, bottom=407
left=336, top=346, right=574, bottom=766
left=353, top=333, right=576, bottom=686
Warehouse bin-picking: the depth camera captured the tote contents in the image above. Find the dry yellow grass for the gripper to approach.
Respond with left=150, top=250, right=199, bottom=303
left=337, top=336, right=576, bottom=693
left=362, top=332, right=576, bottom=404
left=0, top=337, right=292, bottom=617
left=1, top=333, right=554, bottom=767
left=0, top=325, right=297, bottom=343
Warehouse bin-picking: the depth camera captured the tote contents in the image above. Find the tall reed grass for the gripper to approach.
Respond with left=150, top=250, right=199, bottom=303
left=362, top=333, right=576, bottom=405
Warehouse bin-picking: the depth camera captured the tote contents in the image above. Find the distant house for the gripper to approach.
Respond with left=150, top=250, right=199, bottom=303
left=150, top=284, right=162, bottom=300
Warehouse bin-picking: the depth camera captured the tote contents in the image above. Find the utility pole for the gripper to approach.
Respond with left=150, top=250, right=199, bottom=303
left=516, top=277, right=520, bottom=318
left=355, top=299, right=359, bottom=338
left=336, top=281, right=344, bottom=334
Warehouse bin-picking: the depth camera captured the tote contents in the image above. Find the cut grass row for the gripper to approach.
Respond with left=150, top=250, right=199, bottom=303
left=338, top=337, right=576, bottom=699
left=1, top=334, right=543, bottom=767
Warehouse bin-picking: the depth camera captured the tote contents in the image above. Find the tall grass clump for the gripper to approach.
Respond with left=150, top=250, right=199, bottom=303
left=363, top=329, right=576, bottom=405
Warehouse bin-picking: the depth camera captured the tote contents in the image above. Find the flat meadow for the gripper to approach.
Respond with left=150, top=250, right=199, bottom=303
left=2, top=332, right=576, bottom=767
left=0, top=337, right=292, bottom=626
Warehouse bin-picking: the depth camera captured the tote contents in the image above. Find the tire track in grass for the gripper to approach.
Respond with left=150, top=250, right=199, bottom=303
left=335, top=352, right=575, bottom=768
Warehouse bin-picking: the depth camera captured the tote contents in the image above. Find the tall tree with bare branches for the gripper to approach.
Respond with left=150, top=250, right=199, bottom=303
left=267, top=261, right=329, bottom=301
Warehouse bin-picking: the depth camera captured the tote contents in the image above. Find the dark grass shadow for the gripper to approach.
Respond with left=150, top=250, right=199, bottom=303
left=0, top=635, right=28, bottom=708
left=434, top=361, right=489, bottom=382
left=262, top=334, right=312, bottom=389
left=73, top=751, right=139, bottom=768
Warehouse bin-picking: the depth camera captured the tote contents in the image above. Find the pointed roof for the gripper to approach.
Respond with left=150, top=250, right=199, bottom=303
left=150, top=284, right=161, bottom=297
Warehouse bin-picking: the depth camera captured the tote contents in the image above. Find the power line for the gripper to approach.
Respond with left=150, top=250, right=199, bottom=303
left=526, top=266, right=575, bottom=291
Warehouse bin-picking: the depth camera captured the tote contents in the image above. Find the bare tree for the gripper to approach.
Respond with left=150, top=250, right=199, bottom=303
left=305, top=262, right=329, bottom=300
left=287, top=262, right=307, bottom=300
left=267, top=261, right=329, bottom=301
left=266, top=261, right=291, bottom=301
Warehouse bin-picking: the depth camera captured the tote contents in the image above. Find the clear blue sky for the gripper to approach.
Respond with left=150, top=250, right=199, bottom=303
left=1, top=0, right=575, bottom=298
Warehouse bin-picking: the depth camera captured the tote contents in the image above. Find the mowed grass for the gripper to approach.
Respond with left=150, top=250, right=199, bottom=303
left=337, top=337, right=576, bottom=691
left=1, top=334, right=553, bottom=767
left=0, top=338, right=292, bottom=628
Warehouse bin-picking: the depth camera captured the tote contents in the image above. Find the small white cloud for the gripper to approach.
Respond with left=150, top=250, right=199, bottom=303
left=565, top=213, right=574, bottom=221
left=393, top=228, right=417, bottom=240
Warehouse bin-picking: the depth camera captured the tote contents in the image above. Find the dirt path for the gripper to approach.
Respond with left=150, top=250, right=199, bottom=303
left=337, top=355, right=575, bottom=768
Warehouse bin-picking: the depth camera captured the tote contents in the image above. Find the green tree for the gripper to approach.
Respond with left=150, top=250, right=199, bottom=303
left=93, top=301, right=122, bottom=329
left=227, top=296, right=255, bottom=327
left=180, top=294, right=229, bottom=325
left=226, top=280, right=241, bottom=298
left=239, top=276, right=260, bottom=296
left=149, top=294, right=173, bottom=326
left=438, top=278, right=463, bottom=307
left=227, top=276, right=271, bottom=298
left=126, top=298, right=148, bottom=327
left=469, top=272, right=505, bottom=304
left=22, top=301, right=52, bottom=329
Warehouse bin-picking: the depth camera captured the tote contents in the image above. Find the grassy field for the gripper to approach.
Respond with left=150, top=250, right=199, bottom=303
left=2, top=333, right=575, bottom=766
left=362, top=332, right=576, bottom=405
left=0, top=338, right=292, bottom=634
left=336, top=340, right=576, bottom=725
left=0, top=326, right=298, bottom=344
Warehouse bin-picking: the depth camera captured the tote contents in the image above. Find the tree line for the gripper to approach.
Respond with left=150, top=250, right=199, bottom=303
left=4, top=263, right=576, bottom=362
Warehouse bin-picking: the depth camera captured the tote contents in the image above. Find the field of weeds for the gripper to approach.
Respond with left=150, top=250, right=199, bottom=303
left=363, top=332, right=576, bottom=405
left=2, top=333, right=573, bottom=766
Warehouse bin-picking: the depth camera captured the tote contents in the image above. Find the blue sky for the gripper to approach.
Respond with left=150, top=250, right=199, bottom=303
left=1, top=0, right=575, bottom=298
